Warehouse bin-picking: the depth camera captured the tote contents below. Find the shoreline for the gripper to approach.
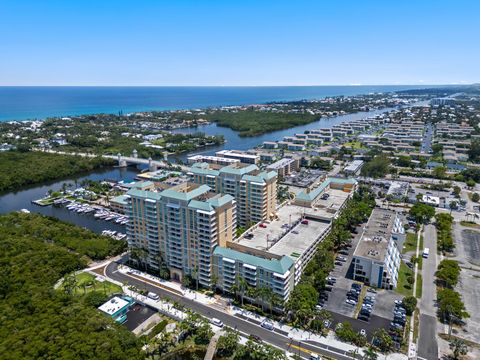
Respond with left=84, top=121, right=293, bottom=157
left=0, top=84, right=443, bottom=123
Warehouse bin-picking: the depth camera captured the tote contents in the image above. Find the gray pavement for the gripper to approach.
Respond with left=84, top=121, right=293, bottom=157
left=417, top=224, right=439, bottom=360
left=105, top=261, right=354, bottom=360
left=419, top=224, right=438, bottom=316
left=418, top=314, right=439, bottom=360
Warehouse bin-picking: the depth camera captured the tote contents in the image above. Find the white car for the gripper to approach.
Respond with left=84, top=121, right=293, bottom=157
left=394, top=299, right=403, bottom=305
left=261, top=321, right=274, bottom=331
left=147, top=292, right=159, bottom=300
left=360, top=329, right=366, bottom=337
left=345, top=299, right=357, bottom=305
left=210, top=318, right=224, bottom=327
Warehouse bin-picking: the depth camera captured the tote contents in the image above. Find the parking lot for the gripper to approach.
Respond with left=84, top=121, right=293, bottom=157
left=123, top=302, right=158, bottom=331
left=318, top=223, right=406, bottom=343
left=460, top=229, right=480, bottom=266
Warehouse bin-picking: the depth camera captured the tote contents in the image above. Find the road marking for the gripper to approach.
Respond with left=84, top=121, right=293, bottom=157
left=288, top=343, right=316, bottom=356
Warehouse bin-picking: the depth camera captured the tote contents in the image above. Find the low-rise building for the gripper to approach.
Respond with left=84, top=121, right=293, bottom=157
left=343, top=160, right=364, bottom=176
left=187, top=154, right=240, bottom=166
left=215, top=149, right=260, bottom=165
left=266, top=157, right=301, bottom=177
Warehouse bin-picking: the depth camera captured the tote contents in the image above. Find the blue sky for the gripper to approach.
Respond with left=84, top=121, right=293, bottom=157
left=1, top=0, right=479, bottom=86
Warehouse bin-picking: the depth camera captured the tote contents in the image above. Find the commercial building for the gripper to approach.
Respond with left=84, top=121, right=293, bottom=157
left=126, top=181, right=236, bottom=286
left=352, top=208, right=405, bottom=289
left=215, top=149, right=260, bottom=165
left=187, top=162, right=277, bottom=227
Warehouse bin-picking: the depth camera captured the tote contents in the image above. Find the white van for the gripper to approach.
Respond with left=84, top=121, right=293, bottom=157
left=422, top=248, right=430, bottom=258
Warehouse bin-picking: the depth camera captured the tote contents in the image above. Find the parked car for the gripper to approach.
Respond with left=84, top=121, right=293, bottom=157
left=147, top=292, right=160, bottom=300
left=358, top=315, right=370, bottom=322
left=360, top=329, right=366, bottom=337
left=261, top=321, right=274, bottom=331
left=301, top=219, right=309, bottom=225
left=337, top=256, right=347, bottom=262
left=339, top=250, right=349, bottom=256
left=367, top=288, right=377, bottom=293
left=210, top=318, right=224, bottom=327
left=326, top=277, right=337, bottom=283
left=346, top=299, right=357, bottom=305
left=259, top=223, right=267, bottom=228
left=323, top=320, right=331, bottom=328
left=335, top=261, right=343, bottom=266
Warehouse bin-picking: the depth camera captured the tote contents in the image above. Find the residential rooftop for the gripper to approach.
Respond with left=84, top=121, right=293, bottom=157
left=353, top=208, right=398, bottom=262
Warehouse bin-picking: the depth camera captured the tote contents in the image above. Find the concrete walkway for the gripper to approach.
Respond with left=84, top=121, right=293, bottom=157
left=204, top=331, right=224, bottom=360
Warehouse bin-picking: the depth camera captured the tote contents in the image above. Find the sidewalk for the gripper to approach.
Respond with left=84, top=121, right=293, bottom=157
left=229, top=306, right=408, bottom=360
left=94, top=262, right=408, bottom=360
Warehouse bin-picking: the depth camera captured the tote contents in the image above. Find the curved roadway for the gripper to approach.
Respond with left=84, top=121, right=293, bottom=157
left=104, top=261, right=356, bottom=360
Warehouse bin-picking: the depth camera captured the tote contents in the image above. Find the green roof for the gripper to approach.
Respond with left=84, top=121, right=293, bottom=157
left=111, top=194, right=129, bottom=205
left=213, top=247, right=294, bottom=274
left=219, top=163, right=258, bottom=176
left=189, top=163, right=220, bottom=177
left=188, top=194, right=235, bottom=212
left=296, top=177, right=357, bottom=202
left=132, top=181, right=154, bottom=189
left=160, top=184, right=211, bottom=201
left=127, top=188, right=162, bottom=200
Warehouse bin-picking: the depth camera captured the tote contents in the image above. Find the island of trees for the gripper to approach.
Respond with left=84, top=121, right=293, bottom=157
left=0, top=212, right=141, bottom=359
left=0, top=151, right=115, bottom=193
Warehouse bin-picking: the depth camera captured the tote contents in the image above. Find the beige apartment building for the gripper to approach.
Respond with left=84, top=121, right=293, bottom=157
left=125, top=181, right=236, bottom=286
left=187, top=162, right=277, bottom=227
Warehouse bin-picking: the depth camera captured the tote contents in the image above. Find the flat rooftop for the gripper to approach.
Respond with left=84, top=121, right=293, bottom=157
left=98, top=296, right=130, bottom=316
left=353, top=208, right=397, bottom=262
left=235, top=203, right=330, bottom=261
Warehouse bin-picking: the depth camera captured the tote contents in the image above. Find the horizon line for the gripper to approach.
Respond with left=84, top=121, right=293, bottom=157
left=0, top=83, right=473, bottom=88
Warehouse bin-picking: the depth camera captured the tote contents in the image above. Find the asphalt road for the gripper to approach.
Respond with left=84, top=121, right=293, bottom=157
left=420, top=123, right=433, bottom=154
left=417, top=224, right=439, bottom=360
left=418, top=314, right=438, bottom=360
left=420, top=225, right=438, bottom=316
left=104, top=261, right=356, bottom=360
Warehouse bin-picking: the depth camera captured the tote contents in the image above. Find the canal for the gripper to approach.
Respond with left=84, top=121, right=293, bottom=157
left=1, top=102, right=426, bottom=232
left=167, top=105, right=406, bottom=162
left=0, top=166, right=140, bottom=234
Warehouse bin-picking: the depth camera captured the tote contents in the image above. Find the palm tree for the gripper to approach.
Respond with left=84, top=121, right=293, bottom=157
left=236, top=276, right=248, bottom=306
left=449, top=338, right=468, bottom=360
left=210, top=274, right=218, bottom=293
left=270, top=292, right=283, bottom=315
left=63, top=273, right=77, bottom=296
left=363, top=346, right=378, bottom=360
left=155, top=253, right=170, bottom=280
left=192, top=267, right=199, bottom=291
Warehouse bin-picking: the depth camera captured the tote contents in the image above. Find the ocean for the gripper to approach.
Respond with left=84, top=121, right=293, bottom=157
left=0, top=85, right=437, bottom=122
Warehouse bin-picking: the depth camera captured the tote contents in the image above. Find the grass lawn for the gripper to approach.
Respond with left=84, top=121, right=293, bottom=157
left=415, top=274, right=423, bottom=299
left=403, top=232, right=418, bottom=254
left=396, top=262, right=414, bottom=296
left=62, top=272, right=122, bottom=297
left=343, top=141, right=365, bottom=150
left=460, top=221, right=480, bottom=229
